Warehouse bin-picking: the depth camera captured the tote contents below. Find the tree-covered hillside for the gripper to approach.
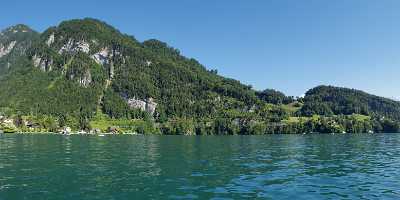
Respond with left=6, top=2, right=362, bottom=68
left=300, top=86, right=400, bottom=120
left=0, top=18, right=399, bottom=134
left=0, top=19, right=264, bottom=132
left=0, top=24, right=39, bottom=75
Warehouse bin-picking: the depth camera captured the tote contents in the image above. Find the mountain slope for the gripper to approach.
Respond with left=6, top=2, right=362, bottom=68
left=0, top=18, right=399, bottom=134
left=0, top=18, right=261, bottom=130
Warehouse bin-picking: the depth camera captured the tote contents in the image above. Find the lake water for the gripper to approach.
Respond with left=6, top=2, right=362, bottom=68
left=0, top=134, right=399, bottom=200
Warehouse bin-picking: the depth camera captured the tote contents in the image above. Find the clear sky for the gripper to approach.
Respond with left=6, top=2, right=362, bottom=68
left=1, top=0, right=399, bottom=98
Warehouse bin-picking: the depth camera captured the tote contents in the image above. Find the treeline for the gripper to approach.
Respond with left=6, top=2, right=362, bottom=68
left=159, top=115, right=399, bottom=135
left=3, top=112, right=398, bottom=134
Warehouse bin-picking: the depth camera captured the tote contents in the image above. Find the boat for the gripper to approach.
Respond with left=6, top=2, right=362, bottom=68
left=98, top=134, right=105, bottom=137
left=77, top=130, right=87, bottom=134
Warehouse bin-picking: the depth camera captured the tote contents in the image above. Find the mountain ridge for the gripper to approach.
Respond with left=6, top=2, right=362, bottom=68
left=0, top=18, right=399, bottom=134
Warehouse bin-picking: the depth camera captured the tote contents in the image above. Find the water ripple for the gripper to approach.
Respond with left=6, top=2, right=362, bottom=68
left=0, top=134, right=399, bottom=199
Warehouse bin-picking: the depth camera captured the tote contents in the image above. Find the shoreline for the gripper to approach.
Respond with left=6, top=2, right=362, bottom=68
left=0, top=132, right=140, bottom=135
left=0, top=131, right=385, bottom=136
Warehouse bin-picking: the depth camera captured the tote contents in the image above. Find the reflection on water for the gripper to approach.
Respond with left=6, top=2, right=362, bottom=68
left=0, top=134, right=399, bottom=199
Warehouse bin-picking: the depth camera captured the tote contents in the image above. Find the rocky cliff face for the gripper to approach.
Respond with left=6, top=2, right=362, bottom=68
left=32, top=23, right=125, bottom=86
left=126, top=97, right=157, bottom=115
left=0, top=41, right=16, bottom=58
left=57, top=39, right=90, bottom=54
left=32, top=54, right=53, bottom=71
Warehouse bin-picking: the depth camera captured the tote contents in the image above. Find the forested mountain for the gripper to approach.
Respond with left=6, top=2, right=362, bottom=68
left=0, top=18, right=399, bottom=134
left=300, top=86, right=400, bottom=120
left=0, top=24, right=39, bottom=75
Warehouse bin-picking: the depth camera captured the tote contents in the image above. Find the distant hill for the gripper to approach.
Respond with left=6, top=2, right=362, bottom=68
left=0, top=24, right=39, bottom=75
left=300, top=85, right=400, bottom=121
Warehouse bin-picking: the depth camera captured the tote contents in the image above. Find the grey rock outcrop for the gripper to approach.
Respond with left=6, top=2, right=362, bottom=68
left=127, top=97, right=157, bottom=115
left=32, top=54, right=53, bottom=71
left=58, top=39, right=90, bottom=54
left=0, top=41, right=16, bottom=58
left=91, top=47, right=110, bottom=65
left=46, top=33, right=55, bottom=46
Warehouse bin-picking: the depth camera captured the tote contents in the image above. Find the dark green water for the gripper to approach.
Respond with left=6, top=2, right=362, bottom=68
left=0, top=134, right=399, bottom=200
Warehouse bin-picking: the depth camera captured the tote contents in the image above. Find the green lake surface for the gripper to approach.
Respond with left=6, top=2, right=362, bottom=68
left=0, top=134, right=399, bottom=200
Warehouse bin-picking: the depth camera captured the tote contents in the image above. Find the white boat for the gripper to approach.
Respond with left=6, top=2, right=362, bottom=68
left=77, top=130, right=87, bottom=134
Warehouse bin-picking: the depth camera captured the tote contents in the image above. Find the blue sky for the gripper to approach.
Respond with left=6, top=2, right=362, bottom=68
left=1, top=0, right=400, bottom=98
